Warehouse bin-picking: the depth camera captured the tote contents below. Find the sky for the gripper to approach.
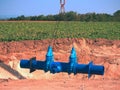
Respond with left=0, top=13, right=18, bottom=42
left=0, top=0, right=120, bottom=18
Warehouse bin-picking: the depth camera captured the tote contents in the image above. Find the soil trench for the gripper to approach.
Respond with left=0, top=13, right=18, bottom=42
left=0, top=38, right=120, bottom=90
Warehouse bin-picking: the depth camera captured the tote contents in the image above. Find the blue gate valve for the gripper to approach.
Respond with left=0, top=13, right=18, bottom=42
left=20, top=46, right=104, bottom=78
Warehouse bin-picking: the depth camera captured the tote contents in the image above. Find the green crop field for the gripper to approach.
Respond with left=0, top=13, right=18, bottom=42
left=0, top=21, right=120, bottom=41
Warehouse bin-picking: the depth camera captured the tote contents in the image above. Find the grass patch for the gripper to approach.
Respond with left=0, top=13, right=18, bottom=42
left=0, top=21, right=120, bottom=41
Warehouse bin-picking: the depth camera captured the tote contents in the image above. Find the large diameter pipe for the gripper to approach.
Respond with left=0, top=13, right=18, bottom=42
left=20, top=60, right=104, bottom=78
left=20, top=46, right=104, bottom=78
left=75, top=62, right=104, bottom=78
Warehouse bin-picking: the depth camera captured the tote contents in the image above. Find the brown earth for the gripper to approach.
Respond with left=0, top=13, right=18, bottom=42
left=0, top=38, right=120, bottom=90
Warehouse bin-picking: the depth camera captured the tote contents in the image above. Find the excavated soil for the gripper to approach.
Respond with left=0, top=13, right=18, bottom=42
left=0, top=38, right=120, bottom=90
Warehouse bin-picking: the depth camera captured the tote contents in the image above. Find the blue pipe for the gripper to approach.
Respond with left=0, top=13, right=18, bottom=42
left=20, top=46, right=104, bottom=78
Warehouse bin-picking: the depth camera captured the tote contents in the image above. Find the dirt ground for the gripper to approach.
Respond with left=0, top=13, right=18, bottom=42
left=0, top=38, right=120, bottom=90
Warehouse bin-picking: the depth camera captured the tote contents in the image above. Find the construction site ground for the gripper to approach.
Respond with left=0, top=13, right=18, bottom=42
left=0, top=38, right=120, bottom=90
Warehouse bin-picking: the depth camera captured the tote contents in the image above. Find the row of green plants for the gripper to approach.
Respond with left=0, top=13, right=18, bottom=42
left=0, top=21, right=120, bottom=41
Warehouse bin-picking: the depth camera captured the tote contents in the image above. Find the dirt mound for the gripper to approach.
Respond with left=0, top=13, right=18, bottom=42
left=0, top=38, right=120, bottom=80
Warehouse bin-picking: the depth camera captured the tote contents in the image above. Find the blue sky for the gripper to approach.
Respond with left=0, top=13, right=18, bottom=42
left=0, top=0, right=120, bottom=18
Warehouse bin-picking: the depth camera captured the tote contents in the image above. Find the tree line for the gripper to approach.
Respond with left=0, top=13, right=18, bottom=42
left=9, top=10, right=120, bottom=21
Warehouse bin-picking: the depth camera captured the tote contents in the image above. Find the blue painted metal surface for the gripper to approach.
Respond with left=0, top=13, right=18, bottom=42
left=20, top=46, right=104, bottom=78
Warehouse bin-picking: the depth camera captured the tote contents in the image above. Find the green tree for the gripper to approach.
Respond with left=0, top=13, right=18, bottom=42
left=65, top=11, right=78, bottom=21
left=17, top=15, right=25, bottom=20
left=46, top=15, right=55, bottom=21
left=37, top=15, right=46, bottom=20
left=113, top=10, right=120, bottom=21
